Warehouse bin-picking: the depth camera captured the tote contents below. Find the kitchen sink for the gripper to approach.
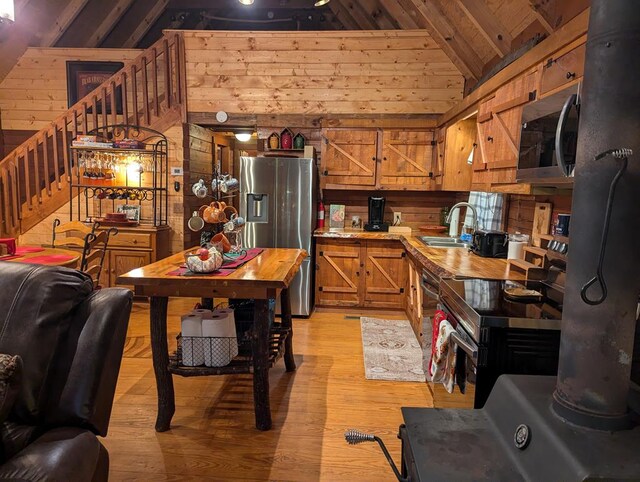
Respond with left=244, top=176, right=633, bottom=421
left=418, top=236, right=472, bottom=249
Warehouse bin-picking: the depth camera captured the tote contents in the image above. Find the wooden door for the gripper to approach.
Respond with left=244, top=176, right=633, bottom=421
left=474, top=97, right=495, bottom=176
left=98, top=254, right=111, bottom=288
left=315, top=239, right=363, bottom=307
left=432, top=127, right=446, bottom=190
left=363, top=241, right=406, bottom=309
left=321, top=129, right=377, bottom=188
left=379, top=129, right=435, bottom=190
left=540, top=42, right=585, bottom=96
left=442, top=119, right=475, bottom=192
left=109, top=250, right=151, bottom=289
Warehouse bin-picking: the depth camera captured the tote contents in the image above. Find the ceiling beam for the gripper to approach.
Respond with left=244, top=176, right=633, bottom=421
left=455, top=0, right=512, bottom=57
left=358, top=0, right=397, bottom=30
left=83, top=0, right=135, bottom=47
left=403, top=0, right=484, bottom=80
left=327, top=1, right=360, bottom=30
left=122, top=0, right=168, bottom=47
left=378, top=0, right=420, bottom=29
left=527, top=0, right=556, bottom=34
left=39, top=0, right=91, bottom=47
left=168, top=0, right=332, bottom=8
left=338, top=0, right=379, bottom=30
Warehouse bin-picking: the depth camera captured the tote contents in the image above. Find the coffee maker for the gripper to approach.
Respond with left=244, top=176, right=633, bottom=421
left=364, top=196, right=389, bottom=232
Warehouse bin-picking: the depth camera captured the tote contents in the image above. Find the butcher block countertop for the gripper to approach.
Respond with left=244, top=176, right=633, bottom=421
left=314, top=228, right=524, bottom=281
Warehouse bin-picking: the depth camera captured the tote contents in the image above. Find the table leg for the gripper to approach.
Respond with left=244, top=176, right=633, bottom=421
left=252, top=298, right=272, bottom=431
left=280, top=288, right=296, bottom=372
left=200, top=297, right=214, bottom=310
left=150, top=296, right=175, bottom=432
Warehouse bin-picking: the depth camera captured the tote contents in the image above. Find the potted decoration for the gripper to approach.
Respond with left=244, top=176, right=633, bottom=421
left=268, top=132, right=280, bottom=149
left=293, top=132, right=305, bottom=149
left=280, top=128, right=293, bottom=149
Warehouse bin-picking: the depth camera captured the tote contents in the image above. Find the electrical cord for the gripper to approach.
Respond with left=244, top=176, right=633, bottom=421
left=580, top=148, right=632, bottom=305
left=345, top=430, right=408, bottom=482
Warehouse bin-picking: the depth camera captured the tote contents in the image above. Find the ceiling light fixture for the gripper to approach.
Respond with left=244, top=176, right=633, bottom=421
left=314, top=0, right=330, bottom=6
left=0, top=0, right=15, bottom=23
left=238, top=0, right=254, bottom=5
left=234, top=132, right=252, bottom=142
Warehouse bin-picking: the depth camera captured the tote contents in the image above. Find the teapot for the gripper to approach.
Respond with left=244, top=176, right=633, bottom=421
left=200, top=201, right=228, bottom=224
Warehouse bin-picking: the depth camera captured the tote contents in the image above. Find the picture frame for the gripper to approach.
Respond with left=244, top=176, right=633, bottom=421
left=66, top=61, right=124, bottom=113
left=117, top=204, right=141, bottom=222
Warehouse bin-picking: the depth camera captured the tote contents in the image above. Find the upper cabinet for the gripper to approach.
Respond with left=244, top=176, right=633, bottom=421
left=321, top=129, right=378, bottom=187
left=379, top=130, right=435, bottom=190
left=540, top=42, right=586, bottom=97
left=472, top=68, right=539, bottom=189
left=321, top=128, right=436, bottom=191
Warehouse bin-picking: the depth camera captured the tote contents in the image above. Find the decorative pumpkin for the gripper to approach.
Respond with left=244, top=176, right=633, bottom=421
left=185, top=247, right=223, bottom=273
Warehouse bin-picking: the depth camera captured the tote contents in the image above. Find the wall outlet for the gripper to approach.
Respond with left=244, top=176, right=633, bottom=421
left=393, top=211, right=402, bottom=225
left=170, top=167, right=183, bottom=176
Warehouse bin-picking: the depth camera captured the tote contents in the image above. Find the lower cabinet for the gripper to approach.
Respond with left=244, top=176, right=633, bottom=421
left=405, top=256, right=424, bottom=344
left=96, top=225, right=170, bottom=289
left=316, top=239, right=406, bottom=309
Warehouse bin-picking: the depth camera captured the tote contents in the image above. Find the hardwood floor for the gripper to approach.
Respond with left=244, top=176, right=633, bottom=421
left=104, top=299, right=432, bottom=481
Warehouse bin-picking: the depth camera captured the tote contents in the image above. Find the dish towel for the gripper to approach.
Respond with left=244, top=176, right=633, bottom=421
left=465, top=191, right=505, bottom=231
left=430, top=319, right=457, bottom=394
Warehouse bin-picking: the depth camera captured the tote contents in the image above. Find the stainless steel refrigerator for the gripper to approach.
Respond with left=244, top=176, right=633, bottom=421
left=239, top=156, right=316, bottom=316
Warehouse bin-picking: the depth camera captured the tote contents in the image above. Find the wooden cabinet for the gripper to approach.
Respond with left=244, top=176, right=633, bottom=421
left=316, top=238, right=406, bottom=309
left=441, top=119, right=475, bottom=192
left=321, top=129, right=377, bottom=188
left=540, top=41, right=586, bottom=96
left=95, top=225, right=170, bottom=289
left=379, top=130, right=435, bottom=190
left=320, top=128, right=435, bottom=191
left=473, top=68, right=539, bottom=189
left=432, top=127, right=446, bottom=189
left=315, top=239, right=362, bottom=307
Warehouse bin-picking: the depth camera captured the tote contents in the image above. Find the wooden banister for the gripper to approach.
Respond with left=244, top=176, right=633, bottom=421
left=0, top=32, right=185, bottom=237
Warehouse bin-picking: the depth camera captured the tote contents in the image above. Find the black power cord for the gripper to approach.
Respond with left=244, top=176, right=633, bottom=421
left=345, top=429, right=408, bottom=482
left=580, top=148, right=632, bottom=305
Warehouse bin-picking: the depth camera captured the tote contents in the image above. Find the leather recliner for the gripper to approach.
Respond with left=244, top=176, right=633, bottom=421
left=0, top=262, right=133, bottom=481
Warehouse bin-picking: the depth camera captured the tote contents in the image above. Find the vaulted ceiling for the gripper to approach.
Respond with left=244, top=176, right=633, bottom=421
left=0, top=0, right=589, bottom=84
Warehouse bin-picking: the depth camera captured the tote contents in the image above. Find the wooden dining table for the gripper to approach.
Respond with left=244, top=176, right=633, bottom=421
left=1, top=246, right=80, bottom=268
left=117, top=247, right=307, bottom=432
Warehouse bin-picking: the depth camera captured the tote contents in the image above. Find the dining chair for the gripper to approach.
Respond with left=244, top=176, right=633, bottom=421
left=80, top=228, right=118, bottom=288
left=51, top=219, right=100, bottom=248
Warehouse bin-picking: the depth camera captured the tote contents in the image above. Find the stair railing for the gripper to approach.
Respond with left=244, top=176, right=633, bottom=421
left=0, top=31, right=186, bottom=237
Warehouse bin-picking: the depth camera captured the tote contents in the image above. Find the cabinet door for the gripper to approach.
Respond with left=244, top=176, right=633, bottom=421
left=110, top=250, right=151, bottom=289
left=98, top=254, right=111, bottom=288
left=379, top=130, right=435, bottom=190
left=321, top=129, right=377, bottom=187
left=315, top=240, right=363, bottom=307
left=432, top=127, right=446, bottom=190
left=442, top=120, right=475, bottom=192
left=363, top=241, right=406, bottom=309
left=540, top=42, right=585, bottom=96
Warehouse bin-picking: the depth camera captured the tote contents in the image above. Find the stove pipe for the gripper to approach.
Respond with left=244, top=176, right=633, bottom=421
left=553, top=0, right=640, bottom=430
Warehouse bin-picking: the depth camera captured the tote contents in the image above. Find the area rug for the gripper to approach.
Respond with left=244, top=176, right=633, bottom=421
left=360, top=317, right=425, bottom=382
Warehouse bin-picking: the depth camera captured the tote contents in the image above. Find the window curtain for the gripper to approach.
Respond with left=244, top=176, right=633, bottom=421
left=464, top=191, right=505, bottom=231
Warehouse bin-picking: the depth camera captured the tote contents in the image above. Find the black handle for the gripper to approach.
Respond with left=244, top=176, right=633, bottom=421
left=372, top=156, right=376, bottom=161
left=566, top=71, right=576, bottom=79
left=323, top=170, right=328, bottom=176
left=555, top=93, right=577, bottom=177
left=487, top=136, right=493, bottom=142
left=383, top=157, right=387, bottom=161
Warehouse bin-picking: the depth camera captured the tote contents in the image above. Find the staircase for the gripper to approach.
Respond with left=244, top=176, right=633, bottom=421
left=0, top=32, right=186, bottom=238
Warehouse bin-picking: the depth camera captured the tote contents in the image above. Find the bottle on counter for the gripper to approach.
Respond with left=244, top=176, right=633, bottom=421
left=440, top=206, right=450, bottom=228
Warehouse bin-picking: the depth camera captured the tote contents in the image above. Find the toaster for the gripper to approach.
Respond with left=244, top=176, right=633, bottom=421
left=472, top=230, right=509, bottom=258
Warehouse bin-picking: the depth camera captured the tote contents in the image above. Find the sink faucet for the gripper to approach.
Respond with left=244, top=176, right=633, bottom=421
left=446, top=202, right=479, bottom=234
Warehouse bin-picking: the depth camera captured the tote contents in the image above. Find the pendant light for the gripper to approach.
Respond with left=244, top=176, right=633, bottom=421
left=314, top=0, right=330, bottom=6
left=0, top=0, right=15, bottom=23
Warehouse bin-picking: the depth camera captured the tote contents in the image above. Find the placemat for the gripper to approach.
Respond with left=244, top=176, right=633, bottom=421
left=24, top=254, right=76, bottom=264
left=166, top=267, right=234, bottom=277
left=166, top=248, right=264, bottom=277
left=15, top=246, right=45, bottom=254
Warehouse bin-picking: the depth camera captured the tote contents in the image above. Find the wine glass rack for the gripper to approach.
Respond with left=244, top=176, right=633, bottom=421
left=68, top=124, right=168, bottom=226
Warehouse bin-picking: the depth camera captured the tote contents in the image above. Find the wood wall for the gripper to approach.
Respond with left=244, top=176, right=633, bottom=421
left=0, top=47, right=141, bottom=132
left=506, top=193, right=573, bottom=236
left=182, top=123, right=214, bottom=249
left=182, top=30, right=464, bottom=116
left=323, top=190, right=467, bottom=228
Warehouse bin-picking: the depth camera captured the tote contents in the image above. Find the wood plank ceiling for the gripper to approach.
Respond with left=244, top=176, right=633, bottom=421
left=0, top=0, right=589, bottom=85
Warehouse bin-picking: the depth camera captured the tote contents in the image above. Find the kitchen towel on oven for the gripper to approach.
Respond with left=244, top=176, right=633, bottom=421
left=430, top=319, right=457, bottom=393
left=428, top=310, right=448, bottom=377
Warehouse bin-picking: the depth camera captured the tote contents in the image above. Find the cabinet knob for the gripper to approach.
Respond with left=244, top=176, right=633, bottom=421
left=566, top=71, right=576, bottom=79
left=133, top=239, right=138, bottom=244
left=487, top=136, right=494, bottom=142
left=371, top=156, right=376, bottom=161
left=366, top=271, right=370, bottom=276
left=383, top=157, right=387, bottom=161
left=356, top=271, right=360, bottom=277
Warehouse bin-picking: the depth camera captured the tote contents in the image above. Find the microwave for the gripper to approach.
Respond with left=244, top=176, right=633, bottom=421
left=517, top=85, right=580, bottom=184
